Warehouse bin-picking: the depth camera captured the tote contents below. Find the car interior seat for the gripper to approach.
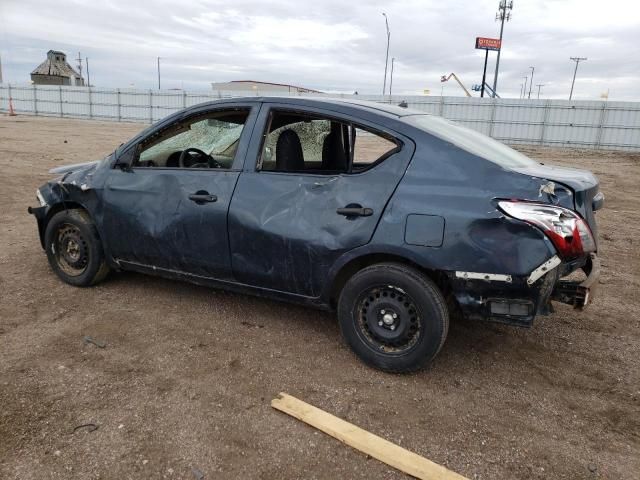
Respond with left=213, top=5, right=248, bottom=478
left=276, top=130, right=304, bottom=171
left=322, top=123, right=349, bottom=171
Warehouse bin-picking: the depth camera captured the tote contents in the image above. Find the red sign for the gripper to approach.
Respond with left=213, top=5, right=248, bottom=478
left=476, top=37, right=501, bottom=51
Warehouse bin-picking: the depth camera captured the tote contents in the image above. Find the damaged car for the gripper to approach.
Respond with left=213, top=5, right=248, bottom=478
left=28, top=98, right=603, bottom=372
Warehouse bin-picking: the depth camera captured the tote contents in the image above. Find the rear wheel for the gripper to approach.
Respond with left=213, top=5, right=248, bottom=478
left=44, top=209, right=109, bottom=287
left=337, top=263, right=449, bottom=373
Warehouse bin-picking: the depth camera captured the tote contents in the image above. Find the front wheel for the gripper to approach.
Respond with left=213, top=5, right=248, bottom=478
left=337, top=263, right=449, bottom=373
left=44, top=209, right=110, bottom=287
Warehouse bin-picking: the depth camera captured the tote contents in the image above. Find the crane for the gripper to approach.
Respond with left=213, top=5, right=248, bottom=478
left=440, top=73, right=472, bottom=97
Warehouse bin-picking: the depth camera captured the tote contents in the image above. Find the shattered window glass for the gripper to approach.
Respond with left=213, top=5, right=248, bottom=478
left=138, top=112, right=248, bottom=168
left=263, top=119, right=331, bottom=166
left=260, top=111, right=400, bottom=174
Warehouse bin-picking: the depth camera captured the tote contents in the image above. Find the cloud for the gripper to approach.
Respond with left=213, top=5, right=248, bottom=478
left=0, top=0, right=638, bottom=100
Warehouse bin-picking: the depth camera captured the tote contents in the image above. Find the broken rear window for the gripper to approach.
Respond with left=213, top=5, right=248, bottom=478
left=408, top=115, right=537, bottom=169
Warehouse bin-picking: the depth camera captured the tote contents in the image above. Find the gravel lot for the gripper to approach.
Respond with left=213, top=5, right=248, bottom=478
left=1, top=115, right=638, bottom=480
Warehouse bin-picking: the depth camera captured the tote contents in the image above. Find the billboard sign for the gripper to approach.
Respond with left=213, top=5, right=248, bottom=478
left=475, top=37, right=501, bottom=51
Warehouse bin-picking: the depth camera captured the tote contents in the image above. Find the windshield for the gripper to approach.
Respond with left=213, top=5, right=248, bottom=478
left=407, top=115, right=537, bottom=169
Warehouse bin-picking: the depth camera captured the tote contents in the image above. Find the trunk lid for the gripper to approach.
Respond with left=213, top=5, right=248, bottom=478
left=514, top=163, right=602, bottom=240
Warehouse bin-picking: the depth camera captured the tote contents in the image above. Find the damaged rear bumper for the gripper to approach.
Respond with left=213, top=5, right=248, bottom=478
left=551, top=253, right=599, bottom=309
left=450, top=253, right=599, bottom=327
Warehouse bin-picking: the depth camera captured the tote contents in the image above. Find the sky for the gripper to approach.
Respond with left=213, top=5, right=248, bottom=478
left=0, top=0, right=639, bottom=100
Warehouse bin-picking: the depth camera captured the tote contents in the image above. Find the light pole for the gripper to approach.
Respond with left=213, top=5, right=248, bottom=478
left=389, top=57, right=395, bottom=97
left=523, top=76, right=528, bottom=100
left=536, top=84, right=544, bottom=99
left=519, top=83, right=524, bottom=99
left=569, top=57, right=587, bottom=100
left=492, top=0, right=513, bottom=97
left=528, top=66, right=535, bottom=99
left=157, top=57, right=161, bottom=90
left=382, top=13, right=390, bottom=96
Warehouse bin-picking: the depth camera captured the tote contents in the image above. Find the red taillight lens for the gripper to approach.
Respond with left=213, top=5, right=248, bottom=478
left=498, top=200, right=596, bottom=259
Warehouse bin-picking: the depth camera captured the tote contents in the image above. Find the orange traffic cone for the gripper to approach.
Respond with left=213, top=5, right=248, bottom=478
left=8, top=97, right=16, bottom=116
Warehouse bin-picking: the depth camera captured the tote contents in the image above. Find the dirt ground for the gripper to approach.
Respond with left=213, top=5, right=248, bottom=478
left=0, top=115, right=638, bottom=480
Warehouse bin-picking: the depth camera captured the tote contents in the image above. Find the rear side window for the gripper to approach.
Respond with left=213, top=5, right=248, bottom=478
left=408, top=115, right=537, bottom=169
left=352, top=127, right=398, bottom=172
left=259, top=110, right=400, bottom=174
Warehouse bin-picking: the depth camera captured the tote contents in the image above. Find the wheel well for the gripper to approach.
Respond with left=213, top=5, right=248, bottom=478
left=39, top=202, right=89, bottom=247
left=329, top=253, right=454, bottom=309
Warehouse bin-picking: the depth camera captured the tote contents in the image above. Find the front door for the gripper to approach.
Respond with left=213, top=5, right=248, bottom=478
left=103, top=106, right=257, bottom=279
left=228, top=105, right=414, bottom=297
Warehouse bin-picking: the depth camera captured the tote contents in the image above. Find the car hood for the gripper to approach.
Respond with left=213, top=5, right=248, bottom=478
left=49, top=160, right=100, bottom=175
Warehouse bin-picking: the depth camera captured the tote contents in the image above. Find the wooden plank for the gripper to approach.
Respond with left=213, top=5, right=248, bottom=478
left=271, top=393, right=469, bottom=480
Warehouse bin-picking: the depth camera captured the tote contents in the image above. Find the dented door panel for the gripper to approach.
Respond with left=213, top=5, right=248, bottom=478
left=103, top=169, right=240, bottom=278
left=228, top=103, right=415, bottom=297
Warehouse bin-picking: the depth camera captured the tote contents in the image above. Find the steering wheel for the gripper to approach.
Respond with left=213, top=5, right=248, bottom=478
left=178, top=148, right=224, bottom=169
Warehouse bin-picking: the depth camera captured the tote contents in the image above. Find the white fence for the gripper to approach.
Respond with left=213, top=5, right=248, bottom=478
left=2, top=83, right=640, bottom=151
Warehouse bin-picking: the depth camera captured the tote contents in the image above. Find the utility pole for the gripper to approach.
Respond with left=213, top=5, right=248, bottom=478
left=157, top=57, right=161, bottom=90
left=569, top=57, right=587, bottom=100
left=523, top=76, right=528, bottom=100
left=382, top=13, right=390, bottom=96
left=85, top=57, right=91, bottom=87
left=389, top=57, right=395, bottom=96
left=492, top=0, right=513, bottom=98
left=536, top=83, right=544, bottom=99
left=480, top=48, right=489, bottom=98
left=528, top=66, right=535, bottom=99
left=76, top=52, right=84, bottom=86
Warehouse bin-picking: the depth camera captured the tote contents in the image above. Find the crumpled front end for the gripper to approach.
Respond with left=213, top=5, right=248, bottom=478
left=28, top=158, right=107, bottom=248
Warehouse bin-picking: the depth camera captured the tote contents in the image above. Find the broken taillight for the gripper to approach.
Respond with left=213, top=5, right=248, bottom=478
left=498, top=200, right=596, bottom=259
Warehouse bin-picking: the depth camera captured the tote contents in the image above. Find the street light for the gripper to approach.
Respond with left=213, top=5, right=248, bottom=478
left=382, top=13, right=391, bottom=96
left=523, top=76, right=528, bottom=99
left=389, top=57, right=395, bottom=97
left=157, top=57, right=161, bottom=90
left=528, top=66, right=535, bottom=99
left=536, top=83, right=545, bottom=99
left=569, top=57, right=587, bottom=100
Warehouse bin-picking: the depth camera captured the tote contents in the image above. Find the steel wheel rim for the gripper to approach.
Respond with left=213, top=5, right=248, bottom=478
left=53, top=223, right=89, bottom=277
left=355, top=285, right=423, bottom=355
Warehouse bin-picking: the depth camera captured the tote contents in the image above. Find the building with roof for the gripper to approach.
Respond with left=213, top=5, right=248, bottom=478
left=211, top=80, right=321, bottom=94
left=31, top=50, right=84, bottom=86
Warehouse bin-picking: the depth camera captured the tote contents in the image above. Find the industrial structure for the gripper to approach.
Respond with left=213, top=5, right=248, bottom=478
left=211, top=80, right=321, bottom=94
left=31, top=50, right=84, bottom=86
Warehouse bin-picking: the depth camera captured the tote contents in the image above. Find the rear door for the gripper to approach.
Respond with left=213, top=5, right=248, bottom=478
left=228, top=103, right=414, bottom=297
left=103, top=104, right=258, bottom=279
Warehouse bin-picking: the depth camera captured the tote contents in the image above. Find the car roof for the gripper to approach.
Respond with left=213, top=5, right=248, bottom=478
left=197, top=96, right=425, bottom=118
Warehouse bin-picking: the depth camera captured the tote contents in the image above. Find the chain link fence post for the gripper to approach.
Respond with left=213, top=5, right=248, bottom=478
left=149, top=89, right=153, bottom=123
left=117, top=88, right=121, bottom=122
left=59, top=86, right=63, bottom=117
left=33, top=84, right=38, bottom=116
left=539, top=99, right=551, bottom=146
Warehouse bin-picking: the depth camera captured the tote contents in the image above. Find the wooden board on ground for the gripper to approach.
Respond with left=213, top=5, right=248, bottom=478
left=271, top=392, right=469, bottom=480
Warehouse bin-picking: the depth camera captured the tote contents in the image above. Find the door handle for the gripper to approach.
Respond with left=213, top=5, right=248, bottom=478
left=336, top=206, right=373, bottom=217
left=188, top=193, right=218, bottom=204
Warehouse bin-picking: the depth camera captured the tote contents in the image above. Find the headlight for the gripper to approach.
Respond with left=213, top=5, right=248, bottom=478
left=36, top=189, right=48, bottom=207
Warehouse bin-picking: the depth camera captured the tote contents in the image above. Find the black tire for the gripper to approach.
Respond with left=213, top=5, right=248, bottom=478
left=44, top=209, right=109, bottom=287
left=337, top=263, right=449, bottom=373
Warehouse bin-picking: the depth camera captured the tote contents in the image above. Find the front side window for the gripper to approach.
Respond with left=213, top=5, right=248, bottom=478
left=259, top=111, right=400, bottom=174
left=136, top=109, right=249, bottom=169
